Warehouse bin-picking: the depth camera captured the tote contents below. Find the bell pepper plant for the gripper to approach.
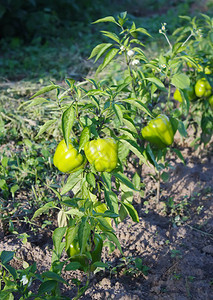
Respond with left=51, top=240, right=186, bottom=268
left=28, top=12, right=212, bottom=299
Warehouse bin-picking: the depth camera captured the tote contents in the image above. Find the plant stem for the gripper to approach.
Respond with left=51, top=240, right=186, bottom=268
left=73, top=273, right=90, bottom=300
left=156, top=170, right=161, bottom=203
left=163, top=33, right=172, bottom=50
left=124, top=51, right=137, bottom=97
left=181, top=32, right=193, bottom=47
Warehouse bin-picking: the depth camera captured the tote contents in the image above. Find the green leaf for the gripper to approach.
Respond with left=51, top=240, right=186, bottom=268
left=88, top=43, right=112, bottom=61
left=98, top=48, right=119, bottom=72
left=115, top=80, right=131, bottom=94
left=161, top=172, right=170, bottom=182
left=178, top=120, right=188, bottom=137
left=38, top=280, right=57, bottom=294
left=57, top=210, right=67, bottom=228
left=122, top=201, right=139, bottom=222
left=91, top=261, right=108, bottom=268
left=102, top=172, right=112, bottom=190
left=170, top=117, right=179, bottom=134
left=36, top=119, right=57, bottom=138
left=0, top=251, right=14, bottom=265
left=86, top=89, right=108, bottom=97
left=113, top=104, right=123, bottom=125
left=172, top=42, right=186, bottom=54
left=65, top=78, right=75, bottom=89
left=123, top=116, right=137, bottom=134
left=65, top=262, right=81, bottom=271
left=119, top=138, right=147, bottom=164
left=171, top=73, right=190, bottom=89
left=3, top=264, right=17, bottom=280
left=66, top=208, right=84, bottom=218
left=145, top=77, right=166, bottom=90
left=42, top=271, right=67, bottom=284
left=32, top=201, right=55, bottom=220
left=96, top=217, right=113, bottom=231
left=78, top=218, right=91, bottom=254
left=178, top=15, right=191, bottom=21
left=0, top=179, right=7, bottom=189
left=146, top=144, right=161, bottom=171
left=119, top=204, right=128, bottom=222
left=86, top=172, right=96, bottom=188
left=180, top=55, right=197, bottom=68
left=181, top=89, right=190, bottom=116
left=0, top=290, right=15, bottom=300
left=61, top=169, right=83, bottom=195
left=79, top=127, right=90, bottom=152
left=113, top=172, right=138, bottom=191
left=120, top=98, right=154, bottom=118
left=132, top=172, right=141, bottom=190
left=104, top=189, right=119, bottom=214
left=93, top=16, right=118, bottom=24
left=121, top=191, right=133, bottom=202
left=172, top=148, right=185, bottom=164
left=117, top=141, right=130, bottom=162
left=131, top=27, right=151, bottom=37
left=101, top=31, right=120, bottom=43
left=26, top=97, right=49, bottom=108
left=30, top=84, right=61, bottom=99
left=52, top=227, right=66, bottom=256
left=101, top=211, right=119, bottom=218
left=10, top=184, right=19, bottom=198
left=1, top=156, right=8, bottom=168
left=62, top=105, right=75, bottom=148
left=44, top=184, right=61, bottom=201
left=119, top=128, right=137, bottom=141
left=65, top=225, right=79, bottom=251
left=104, top=231, right=123, bottom=254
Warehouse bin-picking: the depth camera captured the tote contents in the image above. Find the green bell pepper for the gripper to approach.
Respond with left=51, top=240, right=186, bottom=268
left=141, top=114, right=174, bottom=148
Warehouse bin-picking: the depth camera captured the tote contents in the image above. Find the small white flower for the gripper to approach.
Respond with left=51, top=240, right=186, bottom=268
left=127, top=49, right=134, bottom=57
left=164, top=23, right=167, bottom=26
left=20, top=275, right=32, bottom=286
left=120, top=45, right=125, bottom=51
left=161, top=64, right=166, bottom=69
left=159, top=29, right=163, bottom=34
left=20, top=275, right=28, bottom=285
left=132, top=59, right=140, bottom=66
left=162, top=25, right=165, bottom=31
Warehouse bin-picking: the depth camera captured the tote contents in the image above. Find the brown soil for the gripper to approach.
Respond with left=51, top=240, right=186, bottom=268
left=0, top=137, right=213, bottom=300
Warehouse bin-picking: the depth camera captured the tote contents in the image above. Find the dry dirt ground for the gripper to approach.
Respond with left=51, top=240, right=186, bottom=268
left=0, top=138, right=213, bottom=300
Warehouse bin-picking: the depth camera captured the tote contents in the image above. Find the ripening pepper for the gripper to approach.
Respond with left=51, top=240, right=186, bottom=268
left=208, top=95, right=213, bottom=109
left=195, top=78, right=212, bottom=98
left=53, top=139, right=85, bottom=173
left=84, top=138, right=118, bottom=172
left=198, top=64, right=212, bottom=74
left=141, top=114, right=174, bottom=148
left=66, top=233, right=103, bottom=272
left=94, top=202, right=112, bottom=228
left=173, top=86, right=195, bottom=102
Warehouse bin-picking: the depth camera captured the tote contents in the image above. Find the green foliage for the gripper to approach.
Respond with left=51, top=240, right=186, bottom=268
left=1, top=7, right=213, bottom=300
